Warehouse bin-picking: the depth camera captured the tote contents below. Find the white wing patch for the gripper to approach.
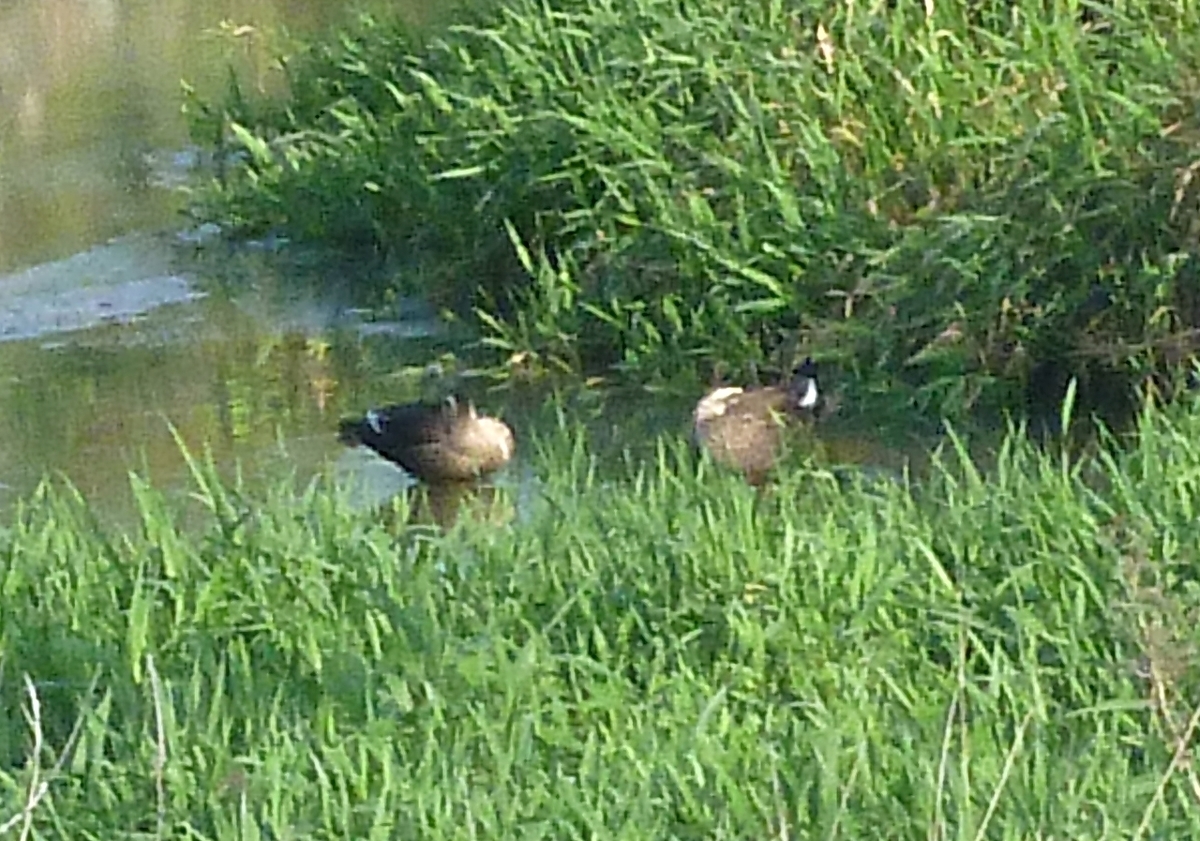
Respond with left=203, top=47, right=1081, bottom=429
left=366, top=409, right=385, bottom=435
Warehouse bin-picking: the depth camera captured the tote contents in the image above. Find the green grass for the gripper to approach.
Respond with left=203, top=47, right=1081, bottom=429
left=3, top=395, right=1200, bottom=838
left=187, top=0, right=1200, bottom=422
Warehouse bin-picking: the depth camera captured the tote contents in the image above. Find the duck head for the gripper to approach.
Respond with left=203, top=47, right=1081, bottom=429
left=786, top=356, right=821, bottom=413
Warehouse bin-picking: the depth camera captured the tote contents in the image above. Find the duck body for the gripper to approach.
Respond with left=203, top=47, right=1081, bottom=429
left=692, top=358, right=822, bottom=485
left=338, top=397, right=515, bottom=483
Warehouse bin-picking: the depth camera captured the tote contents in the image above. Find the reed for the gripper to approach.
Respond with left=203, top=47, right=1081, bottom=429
left=188, top=0, right=1200, bottom=422
left=3, top=394, right=1200, bottom=837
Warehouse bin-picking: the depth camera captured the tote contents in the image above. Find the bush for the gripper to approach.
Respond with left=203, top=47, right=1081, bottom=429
left=187, top=0, right=1200, bottom=423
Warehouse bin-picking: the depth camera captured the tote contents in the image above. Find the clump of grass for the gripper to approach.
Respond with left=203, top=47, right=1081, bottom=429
left=4, top=396, right=1200, bottom=837
left=188, top=0, right=1200, bottom=424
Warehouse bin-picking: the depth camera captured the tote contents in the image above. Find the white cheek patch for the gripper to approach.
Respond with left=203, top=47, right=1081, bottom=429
left=798, top=378, right=819, bottom=409
left=366, top=409, right=385, bottom=435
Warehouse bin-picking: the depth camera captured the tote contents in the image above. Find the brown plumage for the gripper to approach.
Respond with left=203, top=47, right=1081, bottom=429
left=338, top=396, right=515, bottom=483
left=692, top=357, right=823, bottom=485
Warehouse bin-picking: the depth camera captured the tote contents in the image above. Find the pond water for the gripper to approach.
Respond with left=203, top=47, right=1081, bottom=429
left=0, top=0, right=922, bottom=527
left=0, top=215, right=731, bottom=524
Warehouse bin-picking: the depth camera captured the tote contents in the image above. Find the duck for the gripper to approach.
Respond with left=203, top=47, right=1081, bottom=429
left=692, top=357, right=824, bottom=485
left=338, top=395, right=516, bottom=483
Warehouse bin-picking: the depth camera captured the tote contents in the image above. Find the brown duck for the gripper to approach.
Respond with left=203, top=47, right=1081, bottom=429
left=338, top=396, right=515, bottom=483
left=692, top=357, right=823, bottom=485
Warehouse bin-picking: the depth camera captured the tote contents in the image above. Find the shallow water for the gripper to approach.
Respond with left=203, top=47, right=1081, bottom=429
left=0, top=229, right=921, bottom=527
left=0, top=0, right=446, bottom=519
left=0, top=0, right=423, bottom=274
left=0, top=225, right=701, bottom=523
left=0, top=0, right=925, bottom=528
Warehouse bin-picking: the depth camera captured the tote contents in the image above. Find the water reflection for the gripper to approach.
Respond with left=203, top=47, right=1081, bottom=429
left=0, top=0, right=924, bottom=527
left=0, top=230, right=680, bottom=528
left=0, top=234, right=202, bottom=341
left=0, top=237, right=412, bottom=519
left=405, top=483, right=516, bottom=530
left=0, top=241, right=929, bottom=531
left=0, top=0, right=425, bottom=274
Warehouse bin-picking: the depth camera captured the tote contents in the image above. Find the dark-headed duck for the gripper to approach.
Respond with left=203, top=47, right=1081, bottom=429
left=692, top=357, right=823, bottom=484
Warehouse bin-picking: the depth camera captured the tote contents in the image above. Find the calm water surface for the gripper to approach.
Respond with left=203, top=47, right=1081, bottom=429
left=0, top=0, right=918, bottom=526
left=0, top=0, right=438, bottom=274
left=0, top=0, right=453, bottom=520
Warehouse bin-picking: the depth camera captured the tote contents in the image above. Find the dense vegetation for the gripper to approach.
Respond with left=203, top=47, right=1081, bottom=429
left=186, top=0, right=1200, bottom=424
left=2, top=396, right=1200, bottom=838
left=13, top=4, right=1190, bottom=835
